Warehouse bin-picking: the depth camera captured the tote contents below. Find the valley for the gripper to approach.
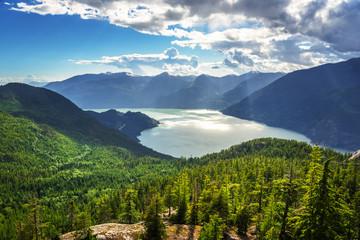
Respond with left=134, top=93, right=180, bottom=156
left=2, top=2, right=360, bottom=240
left=103, top=108, right=311, bottom=157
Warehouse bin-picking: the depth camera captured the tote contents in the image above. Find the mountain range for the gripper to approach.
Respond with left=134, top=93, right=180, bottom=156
left=223, top=58, right=360, bottom=151
left=41, top=57, right=360, bottom=151
left=44, top=71, right=282, bottom=109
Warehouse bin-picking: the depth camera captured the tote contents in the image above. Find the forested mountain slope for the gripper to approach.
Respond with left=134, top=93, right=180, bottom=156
left=86, top=109, right=159, bottom=142
left=223, top=58, right=360, bottom=151
left=0, top=83, right=165, bottom=157
left=1, top=117, right=358, bottom=240
left=0, top=111, right=180, bottom=239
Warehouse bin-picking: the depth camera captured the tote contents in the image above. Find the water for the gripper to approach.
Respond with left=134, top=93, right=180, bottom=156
left=109, top=108, right=312, bottom=158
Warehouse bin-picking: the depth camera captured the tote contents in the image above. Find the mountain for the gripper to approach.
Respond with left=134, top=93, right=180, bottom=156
left=139, top=72, right=191, bottom=105
left=154, top=72, right=259, bottom=109
left=86, top=109, right=159, bottom=142
left=220, top=72, right=285, bottom=107
left=44, top=71, right=264, bottom=109
left=45, top=72, right=152, bottom=108
left=0, top=110, right=181, bottom=239
left=27, top=81, right=50, bottom=87
left=0, top=83, right=167, bottom=157
left=223, top=58, right=360, bottom=151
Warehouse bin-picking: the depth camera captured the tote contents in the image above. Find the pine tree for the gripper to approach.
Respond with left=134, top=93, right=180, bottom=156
left=96, top=196, right=112, bottom=223
left=68, top=201, right=78, bottom=231
left=23, top=195, right=42, bottom=240
left=120, top=189, right=140, bottom=224
left=198, top=214, right=225, bottom=240
left=74, top=211, right=92, bottom=239
left=143, top=195, right=167, bottom=240
left=163, top=185, right=173, bottom=217
left=234, top=206, right=251, bottom=235
left=172, top=173, right=190, bottom=223
left=292, top=146, right=345, bottom=239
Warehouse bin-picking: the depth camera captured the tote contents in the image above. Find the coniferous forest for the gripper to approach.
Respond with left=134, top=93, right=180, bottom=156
left=1, top=110, right=359, bottom=240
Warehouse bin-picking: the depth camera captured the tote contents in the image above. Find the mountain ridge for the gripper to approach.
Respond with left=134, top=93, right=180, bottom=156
left=223, top=57, right=360, bottom=151
left=0, top=83, right=168, bottom=158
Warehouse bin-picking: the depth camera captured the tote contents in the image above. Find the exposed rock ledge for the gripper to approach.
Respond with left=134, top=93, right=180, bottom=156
left=349, top=149, right=360, bottom=161
left=60, top=223, right=258, bottom=240
left=60, top=223, right=202, bottom=240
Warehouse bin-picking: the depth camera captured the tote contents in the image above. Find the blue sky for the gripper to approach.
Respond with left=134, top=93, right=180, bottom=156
left=1, top=0, right=359, bottom=83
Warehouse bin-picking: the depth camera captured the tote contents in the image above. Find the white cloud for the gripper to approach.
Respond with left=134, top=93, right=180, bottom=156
left=74, top=47, right=199, bottom=75
left=9, top=0, right=360, bottom=73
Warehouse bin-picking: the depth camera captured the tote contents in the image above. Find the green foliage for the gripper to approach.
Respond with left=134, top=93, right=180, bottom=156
left=120, top=189, right=140, bottom=224
left=77, top=228, right=97, bottom=240
left=234, top=206, right=251, bottom=235
left=143, top=195, right=167, bottom=240
left=291, top=147, right=348, bottom=239
left=198, top=214, right=225, bottom=240
left=0, top=112, right=357, bottom=240
left=171, top=173, right=190, bottom=224
left=74, top=212, right=92, bottom=239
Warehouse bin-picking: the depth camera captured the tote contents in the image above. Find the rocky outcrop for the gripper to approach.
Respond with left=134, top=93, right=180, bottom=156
left=61, top=223, right=144, bottom=240
left=60, top=223, right=202, bottom=240
left=349, top=149, right=360, bottom=160
left=60, top=223, right=260, bottom=240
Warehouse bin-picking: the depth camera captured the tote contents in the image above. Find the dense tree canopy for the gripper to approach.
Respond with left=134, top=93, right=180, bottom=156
left=1, top=111, right=359, bottom=239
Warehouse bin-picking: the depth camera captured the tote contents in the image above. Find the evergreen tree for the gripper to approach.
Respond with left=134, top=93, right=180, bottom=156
left=22, top=196, right=42, bottom=240
left=260, top=192, right=282, bottom=240
left=74, top=211, right=92, bottom=239
left=68, top=200, right=78, bottom=231
left=210, top=186, right=230, bottom=223
left=198, top=214, right=225, bottom=240
left=234, top=206, right=251, bottom=236
left=292, top=146, right=346, bottom=239
left=163, top=185, right=173, bottom=217
left=172, top=173, right=190, bottom=223
left=120, top=189, right=140, bottom=224
left=96, top=196, right=112, bottom=223
left=143, top=195, right=167, bottom=240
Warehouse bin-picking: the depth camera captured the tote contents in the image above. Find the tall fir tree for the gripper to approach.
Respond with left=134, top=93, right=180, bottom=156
left=143, top=195, right=167, bottom=240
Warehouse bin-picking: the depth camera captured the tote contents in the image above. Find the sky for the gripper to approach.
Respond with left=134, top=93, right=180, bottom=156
left=0, top=0, right=360, bottom=83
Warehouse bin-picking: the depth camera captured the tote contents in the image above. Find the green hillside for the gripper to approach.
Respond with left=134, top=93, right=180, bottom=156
left=0, top=111, right=181, bottom=239
left=0, top=83, right=167, bottom=158
left=1, top=111, right=359, bottom=239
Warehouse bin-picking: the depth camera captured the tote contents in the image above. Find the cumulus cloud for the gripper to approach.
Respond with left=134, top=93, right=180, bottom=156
left=9, top=0, right=360, bottom=73
left=230, top=50, right=254, bottom=66
left=74, top=47, right=199, bottom=75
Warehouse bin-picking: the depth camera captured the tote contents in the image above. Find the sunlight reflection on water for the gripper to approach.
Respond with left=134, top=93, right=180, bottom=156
left=114, top=108, right=311, bottom=158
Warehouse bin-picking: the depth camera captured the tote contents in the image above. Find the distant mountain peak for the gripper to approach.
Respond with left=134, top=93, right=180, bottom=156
left=158, top=72, right=170, bottom=76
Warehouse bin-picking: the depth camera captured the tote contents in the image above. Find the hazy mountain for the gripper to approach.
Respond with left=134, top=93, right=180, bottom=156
left=220, top=72, right=285, bottom=107
left=154, top=72, right=260, bottom=109
left=223, top=58, right=360, bottom=151
left=139, top=72, right=191, bottom=105
left=86, top=109, right=159, bottom=142
left=0, top=83, right=166, bottom=157
left=44, top=71, right=264, bottom=109
left=45, top=72, right=152, bottom=108
left=27, top=81, right=50, bottom=87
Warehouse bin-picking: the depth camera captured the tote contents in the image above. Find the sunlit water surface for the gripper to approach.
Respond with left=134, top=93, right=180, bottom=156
left=92, top=108, right=311, bottom=158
